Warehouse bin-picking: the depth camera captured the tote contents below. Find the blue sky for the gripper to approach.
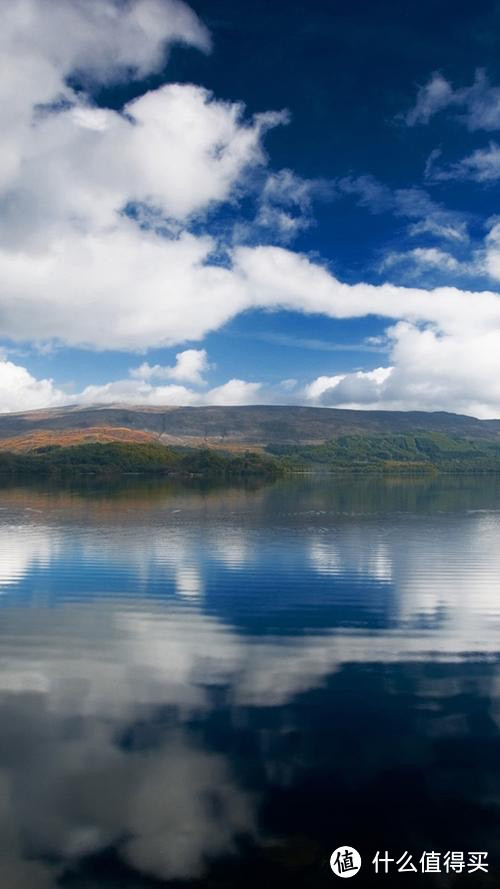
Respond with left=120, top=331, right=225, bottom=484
left=2, top=0, right=500, bottom=416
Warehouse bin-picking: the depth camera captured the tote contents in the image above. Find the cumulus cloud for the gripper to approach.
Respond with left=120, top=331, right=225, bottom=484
left=233, top=245, right=500, bottom=336
left=4, top=234, right=500, bottom=416
left=303, top=374, right=345, bottom=401
left=2, top=0, right=211, bottom=83
left=0, top=80, right=287, bottom=257
left=0, top=345, right=263, bottom=412
left=2, top=0, right=500, bottom=418
left=130, top=349, right=210, bottom=385
left=0, top=0, right=290, bottom=350
left=3, top=217, right=499, bottom=357
left=0, top=0, right=210, bottom=199
left=77, top=377, right=199, bottom=406
left=0, top=359, right=66, bottom=412
left=77, top=375, right=262, bottom=406
left=202, top=378, right=262, bottom=405
left=66, top=376, right=261, bottom=408
left=305, top=322, right=500, bottom=418
left=305, top=367, right=393, bottom=406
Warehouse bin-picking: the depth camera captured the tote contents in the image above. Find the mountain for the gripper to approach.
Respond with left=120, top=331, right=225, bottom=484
left=0, top=404, right=499, bottom=453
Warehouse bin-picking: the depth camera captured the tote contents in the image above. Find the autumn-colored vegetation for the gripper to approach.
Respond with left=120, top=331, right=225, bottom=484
left=0, top=426, right=159, bottom=452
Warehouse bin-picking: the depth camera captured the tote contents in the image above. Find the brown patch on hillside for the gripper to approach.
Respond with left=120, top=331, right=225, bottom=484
left=0, top=426, right=160, bottom=453
left=0, top=425, right=266, bottom=455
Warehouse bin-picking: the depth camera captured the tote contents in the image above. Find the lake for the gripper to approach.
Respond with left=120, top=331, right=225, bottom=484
left=0, top=475, right=500, bottom=887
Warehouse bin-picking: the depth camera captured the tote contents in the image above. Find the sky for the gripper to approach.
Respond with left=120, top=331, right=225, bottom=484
left=3, top=0, right=500, bottom=416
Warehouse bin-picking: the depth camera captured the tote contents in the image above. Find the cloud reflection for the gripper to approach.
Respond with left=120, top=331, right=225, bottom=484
left=1, top=481, right=500, bottom=882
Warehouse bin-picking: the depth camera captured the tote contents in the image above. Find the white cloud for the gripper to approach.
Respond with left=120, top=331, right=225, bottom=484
left=255, top=168, right=330, bottom=242
left=0, top=359, right=65, bottom=412
left=406, top=216, right=467, bottom=243
left=233, top=245, right=500, bottom=336
left=77, top=378, right=199, bottom=406
left=338, top=176, right=469, bottom=243
left=485, top=222, right=500, bottom=280
left=131, top=349, right=209, bottom=385
left=232, top=245, right=500, bottom=417
left=428, top=142, right=500, bottom=183
left=383, top=247, right=460, bottom=271
left=305, top=367, right=393, bottom=406
left=0, top=346, right=263, bottom=412
left=2, top=0, right=500, bottom=418
left=304, top=374, right=345, bottom=401
left=405, top=71, right=500, bottom=183
left=77, top=374, right=262, bottom=407
left=4, top=218, right=499, bottom=357
left=405, top=69, right=500, bottom=132
left=463, top=70, right=500, bottom=130
left=305, top=322, right=500, bottom=418
left=404, top=72, right=454, bottom=126
left=0, top=0, right=210, bottom=196
left=2, top=0, right=211, bottom=84
left=277, top=378, right=298, bottom=391
left=0, top=0, right=290, bottom=350
left=4, top=234, right=500, bottom=416
left=202, top=378, right=262, bottom=405
left=1, top=83, right=287, bottom=243
left=380, top=247, right=481, bottom=279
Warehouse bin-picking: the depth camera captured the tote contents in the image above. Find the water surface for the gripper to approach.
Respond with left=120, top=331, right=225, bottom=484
left=1, top=475, right=500, bottom=887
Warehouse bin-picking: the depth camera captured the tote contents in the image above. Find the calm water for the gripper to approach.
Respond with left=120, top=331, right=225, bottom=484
left=1, top=475, right=500, bottom=887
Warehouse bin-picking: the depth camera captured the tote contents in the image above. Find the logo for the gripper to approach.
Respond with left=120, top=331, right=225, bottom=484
left=330, top=846, right=362, bottom=878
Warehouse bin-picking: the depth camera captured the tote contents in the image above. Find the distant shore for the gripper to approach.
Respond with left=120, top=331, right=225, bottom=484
left=1, top=437, right=500, bottom=478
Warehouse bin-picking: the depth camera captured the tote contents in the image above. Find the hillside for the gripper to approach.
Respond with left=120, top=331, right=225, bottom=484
left=0, top=426, right=159, bottom=453
left=0, top=442, right=281, bottom=478
left=0, top=404, right=499, bottom=451
left=0, top=405, right=498, bottom=476
left=269, top=431, right=500, bottom=473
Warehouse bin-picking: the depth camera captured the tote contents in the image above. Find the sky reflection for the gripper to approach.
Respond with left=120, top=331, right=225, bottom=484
left=0, top=478, right=499, bottom=886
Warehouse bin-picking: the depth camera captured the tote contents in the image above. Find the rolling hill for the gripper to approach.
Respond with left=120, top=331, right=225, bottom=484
left=0, top=405, right=499, bottom=475
left=0, top=403, right=498, bottom=452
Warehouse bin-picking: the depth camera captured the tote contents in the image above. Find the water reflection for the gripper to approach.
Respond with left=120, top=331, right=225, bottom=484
left=0, top=477, right=499, bottom=886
